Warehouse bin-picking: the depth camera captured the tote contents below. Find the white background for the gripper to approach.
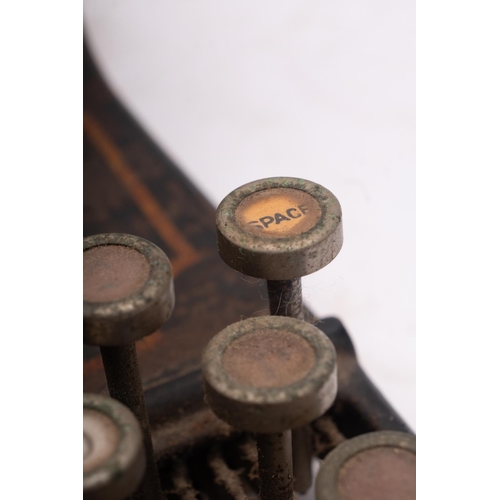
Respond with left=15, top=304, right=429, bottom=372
left=83, top=0, right=416, bottom=430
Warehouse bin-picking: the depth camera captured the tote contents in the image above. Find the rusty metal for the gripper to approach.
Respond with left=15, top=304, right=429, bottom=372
left=267, top=279, right=304, bottom=319
left=315, top=431, right=416, bottom=500
left=267, top=278, right=313, bottom=492
left=83, top=393, right=146, bottom=500
left=256, top=431, right=294, bottom=500
left=217, top=178, right=343, bottom=493
left=100, top=344, right=163, bottom=500
left=216, top=177, right=343, bottom=280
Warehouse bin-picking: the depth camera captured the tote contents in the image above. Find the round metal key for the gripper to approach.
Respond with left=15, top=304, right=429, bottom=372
left=83, top=233, right=175, bottom=346
left=202, top=315, right=338, bottom=433
left=216, top=177, right=343, bottom=279
left=315, top=431, right=416, bottom=500
left=83, top=233, right=171, bottom=500
left=83, top=393, right=146, bottom=500
left=202, top=315, right=337, bottom=500
left=216, top=178, right=343, bottom=492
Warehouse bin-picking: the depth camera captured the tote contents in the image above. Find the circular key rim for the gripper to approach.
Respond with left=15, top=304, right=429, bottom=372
left=202, top=316, right=337, bottom=433
left=216, top=177, right=343, bottom=279
left=83, top=233, right=175, bottom=346
left=315, top=431, right=416, bottom=500
left=83, top=393, right=146, bottom=500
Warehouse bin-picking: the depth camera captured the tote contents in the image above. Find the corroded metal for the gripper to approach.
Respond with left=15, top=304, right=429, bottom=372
left=216, top=177, right=343, bottom=280
left=267, top=279, right=304, bottom=319
left=256, top=431, right=294, bottom=500
left=202, top=316, right=337, bottom=500
left=266, top=279, right=312, bottom=492
left=100, top=344, right=163, bottom=500
left=83, top=393, right=146, bottom=500
left=84, top=44, right=415, bottom=499
left=83, top=233, right=173, bottom=500
left=218, top=178, right=342, bottom=492
left=315, top=431, right=416, bottom=500
left=202, top=316, right=337, bottom=433
left=84, top=233, right=175, bottom=346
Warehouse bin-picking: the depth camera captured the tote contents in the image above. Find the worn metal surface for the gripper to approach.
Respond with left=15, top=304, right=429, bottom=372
left=216, top=177, right=343, bottom=279
left=221, top=179, right=342, bottom=491
left=315, top=431, right=416, bottom=500
left=202, top=316, right=337, bottom=433
left=266, top=278, right=313, bottom=492
left=267, top=279, right=304, bottom=319
left=100, top=344, right=163, bottom=500
left=148, top=317, right=411, bottom=457
left=84, top=233, right=175, bottom=346
left=83, top=393, right=146, bottom=500
left=146, top=317, right=412, bottom=499
left=84, top=42, right=414, bottom=499
left=256, top=431, right=294, bottom=500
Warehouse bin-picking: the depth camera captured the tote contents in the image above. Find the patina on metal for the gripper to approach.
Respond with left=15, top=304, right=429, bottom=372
left=202, top=316, right=337, bottom=500
left=84, top=44, right=415, bottom=499
left=83, top=233, right=174, bottom=500
left=84, top=233, right=175, bottom=346
left=216, top=177, right=343, bottom=492
left=267, top=278, right=304, bottom=319
left=83, top=393, right=146, bottom=500
left=99, top=344, right=163, bottom=500
left=202, top=316, right=337, bottom=432
left=315, top=431, right=416, bottom=500
left=216, top=177, right=343, bottom=280
left=255, top=431, right=294, bottom=500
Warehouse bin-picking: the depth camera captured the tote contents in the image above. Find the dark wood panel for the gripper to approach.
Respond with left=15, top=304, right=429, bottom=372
left=83, top=43, right=273, bottom=394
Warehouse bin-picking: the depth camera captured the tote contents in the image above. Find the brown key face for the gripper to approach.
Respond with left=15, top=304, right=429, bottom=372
left=338, top=447, right=416, bottom=500
left=222, top=328, right=316, bottom=388
left=83, top=233, right=175, bottom=346
left=83, top=245, right=150, bottom=303
left=202, top=316, right=337, bottom=433
left=316, top=431, right=416, bottom=500
left=235, top=188, right=321, bottom=239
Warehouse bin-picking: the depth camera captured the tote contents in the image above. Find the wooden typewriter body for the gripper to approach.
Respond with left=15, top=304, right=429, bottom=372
left=83, top=44, right=413, bottom=499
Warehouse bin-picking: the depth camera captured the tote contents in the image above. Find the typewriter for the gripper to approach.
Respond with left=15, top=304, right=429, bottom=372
left=83, top=44, right=415, bottom=500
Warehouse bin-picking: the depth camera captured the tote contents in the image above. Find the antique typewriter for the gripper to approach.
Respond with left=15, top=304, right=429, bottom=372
left=83, top=44, right=415, bottom=500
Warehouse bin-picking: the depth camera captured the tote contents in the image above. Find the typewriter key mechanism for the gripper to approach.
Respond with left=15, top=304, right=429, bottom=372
left=83, top=44, right=415, bottom=499
left=202, top=316, right=337, bottom=499
left=84, top=233, right=175, bottom=500
left=216, top=177, right=343, bottom=492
